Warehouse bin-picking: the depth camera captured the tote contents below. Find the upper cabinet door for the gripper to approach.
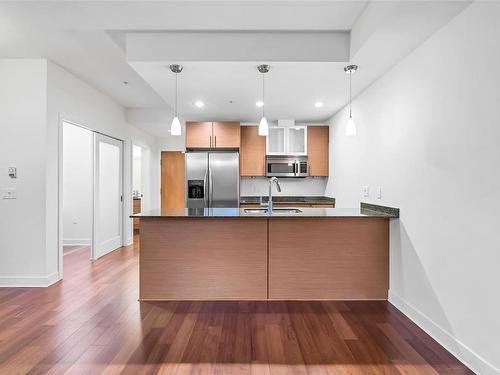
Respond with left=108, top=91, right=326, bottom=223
left=287, top=126, right=307, bottom=155
left=307, top=126, right=329, bottom=176
left=266, top=127, right=286, bottom=155
left=240, top=126, right=266, bottom=176
left=266, top=126, right=307, bottom=155
left=212, top=122, right=241, bottom=148
left=185, top=122, right=213, bottom=148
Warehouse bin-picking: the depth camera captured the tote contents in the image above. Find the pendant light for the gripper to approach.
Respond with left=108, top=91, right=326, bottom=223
left=257, top=64, right=270, bottom=136
left=169, top=64, right=183, bottom=136
left=344, top=64, right=358, bottom=136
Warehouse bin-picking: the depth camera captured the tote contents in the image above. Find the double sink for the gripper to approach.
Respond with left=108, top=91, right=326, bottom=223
left=244, top=208, right=302, bottom=215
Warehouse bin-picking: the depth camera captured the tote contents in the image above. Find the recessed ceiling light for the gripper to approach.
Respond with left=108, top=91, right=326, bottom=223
left=194, top=100, right=205, bottom=108
left=256, top=101, right=264, bottom=107
left=314, top=101, right=324, bottom=108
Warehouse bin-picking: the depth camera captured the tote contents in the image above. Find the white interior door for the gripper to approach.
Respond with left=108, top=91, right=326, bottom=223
left=93, top=133, right=123, bottom=259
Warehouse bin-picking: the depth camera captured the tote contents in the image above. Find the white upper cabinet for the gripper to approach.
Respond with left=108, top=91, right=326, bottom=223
left=287, top=127, right=307, bottom=154
left=267, top=127, right=286, bottom=154
left=266, top=126, right=307, bottom=155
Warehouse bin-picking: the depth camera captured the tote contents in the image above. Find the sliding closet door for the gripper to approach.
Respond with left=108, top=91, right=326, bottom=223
left=93, top=133, right=123, bottom=259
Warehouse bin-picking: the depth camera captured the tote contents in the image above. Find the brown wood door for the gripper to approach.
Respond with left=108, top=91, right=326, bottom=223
left=212, top=122, right=240, bottom=148
left=307, top=126, right=329, bottom=176
left=161, top=151, right=185, bottom=210
left=240, top=126, right=266, bottom=176
left=185, top=122, right=212, bottom=148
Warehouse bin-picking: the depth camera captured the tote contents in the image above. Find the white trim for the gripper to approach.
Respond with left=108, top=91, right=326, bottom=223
left=62, top=238, right=91, bottom=246
left=0, top=272, right=60, bottom=288
left=389, top=290, right=499, bottom=375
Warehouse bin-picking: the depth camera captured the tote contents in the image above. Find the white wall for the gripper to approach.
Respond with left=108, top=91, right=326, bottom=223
left=132, top=145, right=142, bottom=193
left=0, top=59, right=53, bottom=286
left=325, top=3, right=500, bottom=373
left=62, top=123, right=93, bottom=245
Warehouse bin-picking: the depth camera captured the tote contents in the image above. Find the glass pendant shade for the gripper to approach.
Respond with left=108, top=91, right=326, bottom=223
left=345, top=116, right=357, bottom=137
left=170, top=116, right=181, bottom=136
left=258, top=116, right=269, bottom=136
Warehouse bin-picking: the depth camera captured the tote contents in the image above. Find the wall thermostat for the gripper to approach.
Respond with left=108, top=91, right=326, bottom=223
left=8, top=167, right=17, bottom=179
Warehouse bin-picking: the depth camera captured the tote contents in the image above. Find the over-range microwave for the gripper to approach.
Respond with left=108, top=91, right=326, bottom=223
left=266, top=155, right=309, bottom=177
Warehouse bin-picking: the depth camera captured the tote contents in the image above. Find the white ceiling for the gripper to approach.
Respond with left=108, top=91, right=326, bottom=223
left=0, top=0, right=472, bottom=136
left=131, top=61, right=349, bottom=123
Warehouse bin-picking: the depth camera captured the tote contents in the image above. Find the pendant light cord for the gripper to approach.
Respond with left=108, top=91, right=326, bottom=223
left=262, top=73, right=265, bottom=118
left=349, top=71, right=352, bottom=118
left=175, top=72, right=178, bottom=117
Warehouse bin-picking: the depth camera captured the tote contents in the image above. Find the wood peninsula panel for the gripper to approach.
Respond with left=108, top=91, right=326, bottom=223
left=307, top=126, right=329, bottom=176
left=269, top=217, right=389, bottom=300
left=212, top=121, right=241, bottom=148
left=140, top=218, right=268, bottom=300
left=185, top=121, right=212, bottom=148
left=161, top=151, right=185, bottom=210
left=240, top=126, right=266, bottom=176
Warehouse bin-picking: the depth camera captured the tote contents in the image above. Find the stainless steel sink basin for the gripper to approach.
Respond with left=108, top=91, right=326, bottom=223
left=243, top=208, right=302, bottom=215
left=243, top=208, right=268, bottom=214
left=271, top=208, right=302, bottom=214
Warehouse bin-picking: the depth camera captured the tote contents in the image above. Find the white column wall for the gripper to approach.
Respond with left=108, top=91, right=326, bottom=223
left=0, top=59, right=52, bottom=286
left=325, top=3, right=500, bottom=373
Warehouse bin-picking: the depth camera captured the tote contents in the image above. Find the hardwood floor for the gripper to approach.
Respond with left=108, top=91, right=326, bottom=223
left=0, top=237, right=472, bottom=374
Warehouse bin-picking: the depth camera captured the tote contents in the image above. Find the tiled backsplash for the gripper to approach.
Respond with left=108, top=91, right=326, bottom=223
left=240, top=177, right=328, bottom=196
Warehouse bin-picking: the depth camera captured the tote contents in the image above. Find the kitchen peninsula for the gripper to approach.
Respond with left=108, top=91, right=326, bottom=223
left=132, top=204, right=398, bottom=301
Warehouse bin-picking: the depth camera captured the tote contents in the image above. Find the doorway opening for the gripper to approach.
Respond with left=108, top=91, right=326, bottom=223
left=132, top=145, right=142, bottom=236
left=62, top=122, right=93, bottom=259
left=132, top=144, right=151, bottom=242
left=60, top=120, right=124, bottom=279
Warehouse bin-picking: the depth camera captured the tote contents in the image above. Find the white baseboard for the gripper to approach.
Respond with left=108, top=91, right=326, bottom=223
left=389, top=290, right=499, bottom=375
left=0, top=272, right=60, bottom=287
left=63, top=238, right=91, bottom=246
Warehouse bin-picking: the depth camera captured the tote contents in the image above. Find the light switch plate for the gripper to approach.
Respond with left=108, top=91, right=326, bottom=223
left=2, top=188, right=17, bottom=199
left=8, top=167, right=17, bottom=179
left=363, top=186, right=369, bottom=197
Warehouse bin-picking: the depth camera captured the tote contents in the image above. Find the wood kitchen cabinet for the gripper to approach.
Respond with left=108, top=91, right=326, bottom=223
left=307, top=125, right=329, bottom=176
left=240, top=126, right=266, bottom=176
left=186, top=121, right=240, bottom=148
left=133, top=198, right=141, bottom=230
left=185, top=122, right=212, bottom=148
left=212, top=122, right=240, bottom=148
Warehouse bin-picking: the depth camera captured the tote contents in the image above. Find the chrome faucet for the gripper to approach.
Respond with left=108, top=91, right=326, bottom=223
left=267, top=177, right=281, bottom=212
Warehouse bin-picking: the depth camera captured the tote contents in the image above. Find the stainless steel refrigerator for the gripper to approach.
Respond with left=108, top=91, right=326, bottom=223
left=185, top=151, right=239, bottom=208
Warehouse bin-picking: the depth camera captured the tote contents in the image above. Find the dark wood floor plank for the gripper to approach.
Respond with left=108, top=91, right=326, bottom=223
left=0, top=235, right=473, bottom=375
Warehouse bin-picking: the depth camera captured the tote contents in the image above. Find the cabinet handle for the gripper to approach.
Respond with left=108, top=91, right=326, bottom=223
left=214, top=136, right=217, bottom=148
left=209, top=135, right=212, bottom=148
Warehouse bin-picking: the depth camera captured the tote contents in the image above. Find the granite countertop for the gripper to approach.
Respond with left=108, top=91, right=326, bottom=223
left=131, top=206, right=397, bottom=218
left=240, top=196, right=335, bottom=205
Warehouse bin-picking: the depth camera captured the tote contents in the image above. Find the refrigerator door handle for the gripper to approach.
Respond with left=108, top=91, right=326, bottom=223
left=209, top=166, right=214, bottom=207
left=203, top=168, right=209, bottom=207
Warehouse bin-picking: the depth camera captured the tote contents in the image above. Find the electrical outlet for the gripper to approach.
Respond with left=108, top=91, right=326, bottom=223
left=377, top=187, right=382, bottom=199
left=2, top=188, right=17, bottom=199
left=363, top=186, right=369, bottom=197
